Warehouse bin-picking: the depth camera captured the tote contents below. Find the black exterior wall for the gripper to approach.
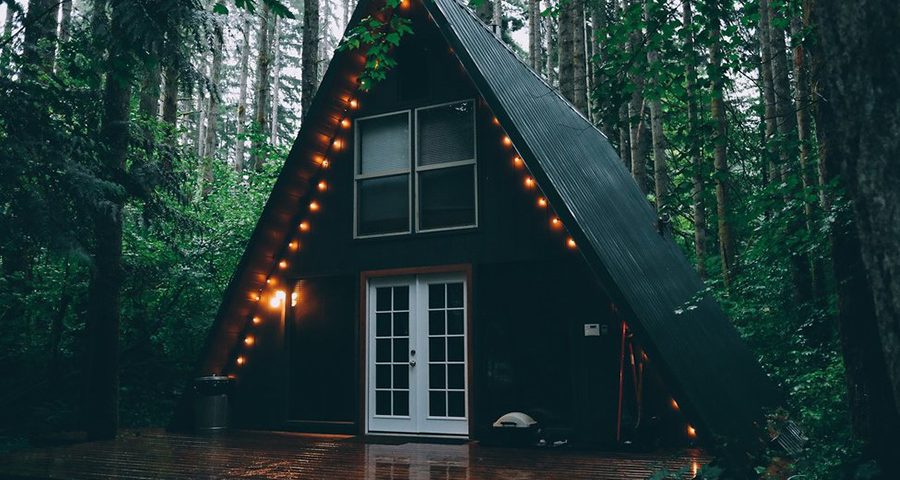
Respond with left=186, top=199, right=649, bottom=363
left=228, top=22, right=622, bottom=443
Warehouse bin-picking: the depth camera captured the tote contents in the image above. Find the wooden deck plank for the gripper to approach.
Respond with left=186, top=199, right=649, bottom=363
left=0, top=430, right=708, bottom=479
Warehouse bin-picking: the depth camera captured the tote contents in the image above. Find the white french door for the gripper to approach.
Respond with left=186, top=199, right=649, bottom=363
left=366, top=273, right=468, bottom=436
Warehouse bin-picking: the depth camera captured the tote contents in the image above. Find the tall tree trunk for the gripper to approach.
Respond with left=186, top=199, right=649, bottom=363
left=58, top=0, right=73, bottom=42
left=769, top=0, right=814, bottom=305
left=195, top=60, right=207, bottom=159
left=644, top=0, right=666, bottom=212
left=791, top=15, right=827, bottom=303
left=572, top=0, right=588, bottom=113
left=492, top=0, right=502, bottom=38
left=270, top=16, right=282, bottom=145
left=591, top=0, right=613, bottom=136
left=528, top=0, right=540, bottom=72
left=22, top=0, right=58, bottom=79
left=625, top=0, right=648, bottom=193
left=138, top=50, right=162, bottom=119
left=813, top=5, right=900, bottom=475
left=2, top=5, right=15, bottom=64
left=758, top=0, right=779, bottom=186
left=682, top=0, right=705, bottom=279
left=618, top=103, right=631, bottom=171
left=544, top=0, right=557, bottom=86
left=251, top=4, right=273, bottom=171
left=708, top=0, right=735, bottom=288
left=558, top=0, right=574, bottom=101
left=86, top=0, right=132, bottom=441
left=161, top=63, right=179, bottom=127
left=301, top=0, right=320, bottom=117
left=200, top=21, right=223, bottom=196
left=234, top=13, right=251, bottom=171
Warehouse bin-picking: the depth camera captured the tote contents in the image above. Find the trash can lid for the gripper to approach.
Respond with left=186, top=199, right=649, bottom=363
left=195, top=375, right=232, bottom=382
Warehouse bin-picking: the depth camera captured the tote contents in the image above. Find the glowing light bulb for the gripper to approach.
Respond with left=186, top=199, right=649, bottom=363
left=269, top=290, right=286, bottom=308
left=244, top=336, right=255, bottom=346
left=341, top=118, right=351, bottom=128
left=318, top=181, right=327, bottom=191
left=266, top=277, right=274, bottom=285
left=299, top=221, right=310, bottom=232
left=502, top=136, right=512, bottom=146
left=252, top=316, right=261, bottom=325
left=332, top=139, right=343, bottom=150
left=278, top=259, right=288, bottom=269
left=236, top=356, right=246, bottom=366
left=513, top=156, right=524, bottom=168
left=349, top=99, right=359, bottom=109
left=321, top=159, right=330, bottom=168
left=252, top=292, right=261, bottom=301
left=537, top=197, right=548, bottom=208
left=551, top=217, right=562, bottom=229
left=524, top=177, right=535, bottom=188
left=291, top=292, right=299, bottom=307
left=492, top=117, right=500, bottom=126
left=687, top=425, right=697, bottom=438
left=671, top=399, right=679, bottom=411
left=566, top=237, right=577, bottom=249
left=289, top=241, right=299, bottom=251
left=309, top=201, right=320, bottom=212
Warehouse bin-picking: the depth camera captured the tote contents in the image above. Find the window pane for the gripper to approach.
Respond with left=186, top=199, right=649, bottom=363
left=358, top=175, right=409, bottom=235
left=393, top=286, right=409, bottom=310
left=419, top=165, right=475, bottom=230
left=376, top=390, right=391, bottom=415
left=393, top=312, right=409, bottom=337
left=448, top=391, right=465, bottom=418
left=447, top=283, right=464, bottom=308
left=359, top=113, right=409, bottom=174
left=428, top=284, right=445, bottom=309
left=418, top=101, right=475, bottom=166
left=430, top=391, right=447, bottom=417
left=429, top=310, right=445, bottom=335
left=393, top=365, right=409, bottom=389
left=376, top=365, right=391, bottom=389
left=393, top=391, right=409, bottom=416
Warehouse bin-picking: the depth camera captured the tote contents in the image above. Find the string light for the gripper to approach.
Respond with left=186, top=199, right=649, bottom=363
left=252, top=316, right=261, bottom=325
left=320, top=159, right=330, bottom=168
left=524, top=177, right=535, bottom=188
left=244, top=336, right=255, bottom=346
left=269, top=290, right=286, bottom=308
left=341, top=118, right=351, bottom=128
left=299, top=221, right=310, bottom=232
left=332, top=139, right=343, bottom=150
left=492, top=117, right=500, bottom=126
left=502, top=135, right=512, bottom=146
left=551, top=217, right=562, bottom=229
left=671, top=398, right=679, bottom=411
left=566, top=237, right=577, bottom=249
left=513, top=156, right=524, bottom=168
left=537, top=197, right=547, bottom=208
left=687, top=425, right=697, bottom=439
left=236, top=356, right=246, bottom=366
left=266, top=277, right=275, bottom=285
left=349, top=99, right=359, bottom=109
left=278, top=259, right=288, bottom=269
left=289, top=241, right=299, bottom=251
left=318, top=181, right=328, bottom=192
left=309, top=201, right=320, bottom=212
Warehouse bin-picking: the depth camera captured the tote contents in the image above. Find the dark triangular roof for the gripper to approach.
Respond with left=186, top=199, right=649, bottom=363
left=178, top=0, right=778, bottom=445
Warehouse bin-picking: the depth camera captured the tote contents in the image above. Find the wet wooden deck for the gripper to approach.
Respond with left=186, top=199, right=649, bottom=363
left=0, top=430, right=709, bottom=479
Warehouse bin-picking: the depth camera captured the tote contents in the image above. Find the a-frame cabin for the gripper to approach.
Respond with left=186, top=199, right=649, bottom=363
left=175, top=0, right=778, bottom=449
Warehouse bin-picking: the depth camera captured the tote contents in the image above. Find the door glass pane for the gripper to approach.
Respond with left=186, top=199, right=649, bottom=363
left=393, top=338, right=408, bottom=362
left=428, top=284, right=445, bottom=309
left=376, top=313, right=392, bottom=337
left=447, top=337, right=464, bottom=362
left=393, top=391, right=409, bottom=416
left=376, top=287, right=392, bottom=311
left=358, top=175, right=409, bottom=236
left=393, top=365, right=409, bottom=389
left=429, top=337, right=445, bottom=362
left=418, top=165, right=476, bottom=230
left=447, top=364, right=464, bottom=390
left=417, top=101, right=475, bottom=166
left=430, top=391, right=447, bottom=417
left=376, top=390, right=391, bottom=415
left=376, top=339, right=391, bottom=363
left=446, top=283, right=464, bottom=308
left=393, top=286, right=409, bottom=310
left=447, top=391, right=465, bottom=418
left=429, top=364, right=446, bottom=389
left=376, top=365, right=391, bottom=389
left=359, top=112, right=409, bottom=174
left=447, top=310, right=463, bottom=335
left=429, top=310, right=445, bottom=335
left=393, top=312, right=409, bottom=336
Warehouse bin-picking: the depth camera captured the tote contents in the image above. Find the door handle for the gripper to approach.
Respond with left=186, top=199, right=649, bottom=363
left=409, top=359, right=416, bottom=367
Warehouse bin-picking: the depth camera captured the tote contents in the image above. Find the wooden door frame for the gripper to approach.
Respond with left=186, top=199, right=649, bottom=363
left=359, top=264, right=474, bottom=437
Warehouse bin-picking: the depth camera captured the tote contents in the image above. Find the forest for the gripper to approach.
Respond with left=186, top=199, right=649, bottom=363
left=0, top=0, right=898, bottom=478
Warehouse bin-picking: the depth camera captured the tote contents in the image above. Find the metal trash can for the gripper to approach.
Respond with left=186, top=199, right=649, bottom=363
left=193, top=376, right=233, bottom=432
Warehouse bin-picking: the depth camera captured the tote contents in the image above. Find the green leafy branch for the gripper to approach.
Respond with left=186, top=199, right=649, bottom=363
left=337, top=0, right=413, bottom=91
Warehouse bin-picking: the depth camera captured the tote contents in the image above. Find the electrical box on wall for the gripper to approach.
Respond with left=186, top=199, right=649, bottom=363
left=584, top=323, right=600, bottom=336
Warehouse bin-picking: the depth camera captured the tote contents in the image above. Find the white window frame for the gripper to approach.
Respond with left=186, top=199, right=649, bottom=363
left=414, top=99, right=479, bottom=234
left=353, top=99, right=478, bottom=239
left=353, top=110, right=413, bottom=239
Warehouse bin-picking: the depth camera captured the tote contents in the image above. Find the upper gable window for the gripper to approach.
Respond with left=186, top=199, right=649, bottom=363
left=354, top=100, right=477, bottom=238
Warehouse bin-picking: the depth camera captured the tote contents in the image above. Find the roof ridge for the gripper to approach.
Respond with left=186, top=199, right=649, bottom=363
left=445, top=0, right=609, bottom=140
